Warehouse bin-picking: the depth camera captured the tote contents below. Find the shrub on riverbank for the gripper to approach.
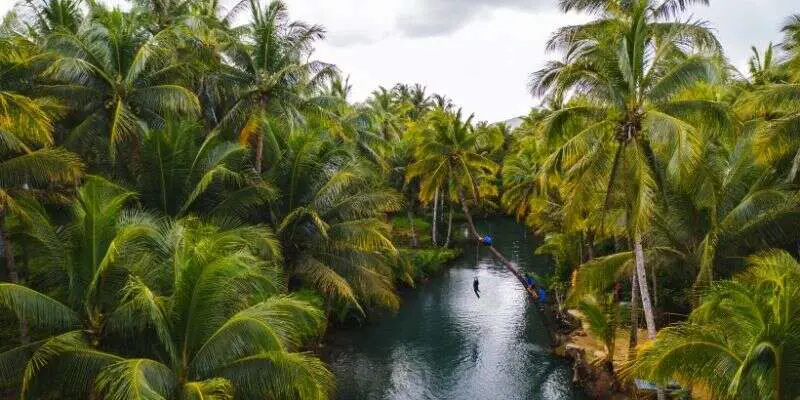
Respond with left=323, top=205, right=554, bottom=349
left=392, top=248, right=461, bottom=285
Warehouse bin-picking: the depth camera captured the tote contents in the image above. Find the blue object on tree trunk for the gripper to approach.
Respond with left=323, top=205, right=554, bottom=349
left=482, top=236, right=492, bottom=246
left=537, top=287, right=547, bottom=303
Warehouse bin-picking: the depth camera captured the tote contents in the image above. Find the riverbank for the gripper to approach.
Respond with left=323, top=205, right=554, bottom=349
left=547, top=305, right=651, bottom=398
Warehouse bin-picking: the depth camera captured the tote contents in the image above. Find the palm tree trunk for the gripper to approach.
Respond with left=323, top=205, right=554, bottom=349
left=407, top=195, right=418, bottom=248
left=444, top=203, right=453, bottom=248
left=651, top=262, right=658, bottom=308
left=0, top=210, right=29, bottom=344
left=774, top=347, right=782, bottom=400
left=457, top=188, right=482, bottom=241
left=432, top=188, right=439, bottom=246
left=633, top=234, right=665, bottom=400
left=628, top=268, right=639, bottom=360
left=633, top=235, right=657, bottom=339
left=254, top=133, right=264, bottom=174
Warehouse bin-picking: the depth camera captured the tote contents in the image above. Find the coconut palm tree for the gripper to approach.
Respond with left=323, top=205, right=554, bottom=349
left=1, top=192, right=332, bottom=398
left=90, top=219, right=331, bottom=400
left=0, top=176, right=162, bottom=396
left=365, top=86, right=406, bottom=141
left=531, top=0, right=728, bottom=343
left=312, top=76, right=390, bottom=170
left=215, top=0, right=337, bottom=173
left=736, top=27, right=800, bottom=184
left=0, top=24, right=83, bottom=298
left=431, top=93, right=454, bottom=112
left=406, top=109, right=498, bottom=240
left=575, top=292, right=621, bottom=375
left=782, top=14, right=800, bottom=81
left=17, top=0, right=84, bottom=37
left=392, top=83, right=431, bottom=120
left=221, top=133, right=403, bottom=314
left=41, top=3, right=199, bottom=166
left=136, top=120, right=254, bottom=217
left=386, top=136, right=421, bottom=247
left=747, top=43, right=788, bottom=86
left=571, top=131, right=800, bottom=297
left=657, top=132, right=800, bottom=288
left=132, top=0, right=193, bottom=32
left=629, top=250, right=800, bottom=400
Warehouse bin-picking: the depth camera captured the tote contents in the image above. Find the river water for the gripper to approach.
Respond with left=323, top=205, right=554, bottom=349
left=326, top=218, right=582, bottom=400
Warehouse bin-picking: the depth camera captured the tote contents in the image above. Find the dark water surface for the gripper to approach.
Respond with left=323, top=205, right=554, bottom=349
left=326, top=218, right=581, bottom=400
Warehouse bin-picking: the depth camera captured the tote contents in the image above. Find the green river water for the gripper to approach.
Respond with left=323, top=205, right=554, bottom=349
left=325, top=218, right=582, bottom=400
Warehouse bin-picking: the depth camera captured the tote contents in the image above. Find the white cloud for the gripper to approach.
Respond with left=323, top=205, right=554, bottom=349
left=394, top=0, right=555, bottom=37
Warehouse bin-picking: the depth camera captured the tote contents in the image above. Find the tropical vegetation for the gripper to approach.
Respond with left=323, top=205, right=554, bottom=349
left=1, top=0, right=800, bottom=398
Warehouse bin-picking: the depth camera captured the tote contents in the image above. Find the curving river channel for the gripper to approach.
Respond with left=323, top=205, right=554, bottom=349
left=325, top=218, right=582, bottom=400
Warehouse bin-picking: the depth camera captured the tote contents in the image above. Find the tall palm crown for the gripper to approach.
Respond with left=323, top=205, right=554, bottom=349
left=1, top=185, right=332, bottom=398
left=747, top=43, right=788, bottom=86
left=532, top=0, right=725, bottom=221
left=42, top=4, right=199, bottom=162
left=217, top=0, right=336, bottom=173
left=136, top=120, right=251, bottom=217
left=406, top=109, right=498, bottom=206
left=392, top=83, right=431, bottom=121
left=366, top=86, right=406, bottom=141
left=782, top=14, right=800, bottom=81
left=569, top=131, right=800, bottom=304
left=0, top=21, right=83, bottom=301
left=736, top=16, right=800, bottom=184
left=0, top=25, right=83, bottom=214
left=18, top=0, right=84, bottom=37
left=654, top=132, right=800, bottom=287
left=92, top=219, right=331, bottom=400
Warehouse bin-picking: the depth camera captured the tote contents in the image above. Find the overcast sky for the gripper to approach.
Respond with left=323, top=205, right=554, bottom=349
left=1, top=0, right=798, bottom=122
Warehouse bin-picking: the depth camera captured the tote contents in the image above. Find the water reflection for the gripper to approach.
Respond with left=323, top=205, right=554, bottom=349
left=326, top=218, right=581, bottom=400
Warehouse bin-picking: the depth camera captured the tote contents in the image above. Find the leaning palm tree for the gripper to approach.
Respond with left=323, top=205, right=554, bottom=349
left=628, top=250, right=800, bottom=400
left=41, top=3, right=199, bottom=163
left=531, top=0, right=727, bottom=342
left=406, top=109, right=516, bottom=278
left=216, top=0, right=337, bottom=173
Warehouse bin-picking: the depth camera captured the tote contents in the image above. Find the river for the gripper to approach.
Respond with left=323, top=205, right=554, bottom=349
left=325, top=218, right=582, bottom=400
